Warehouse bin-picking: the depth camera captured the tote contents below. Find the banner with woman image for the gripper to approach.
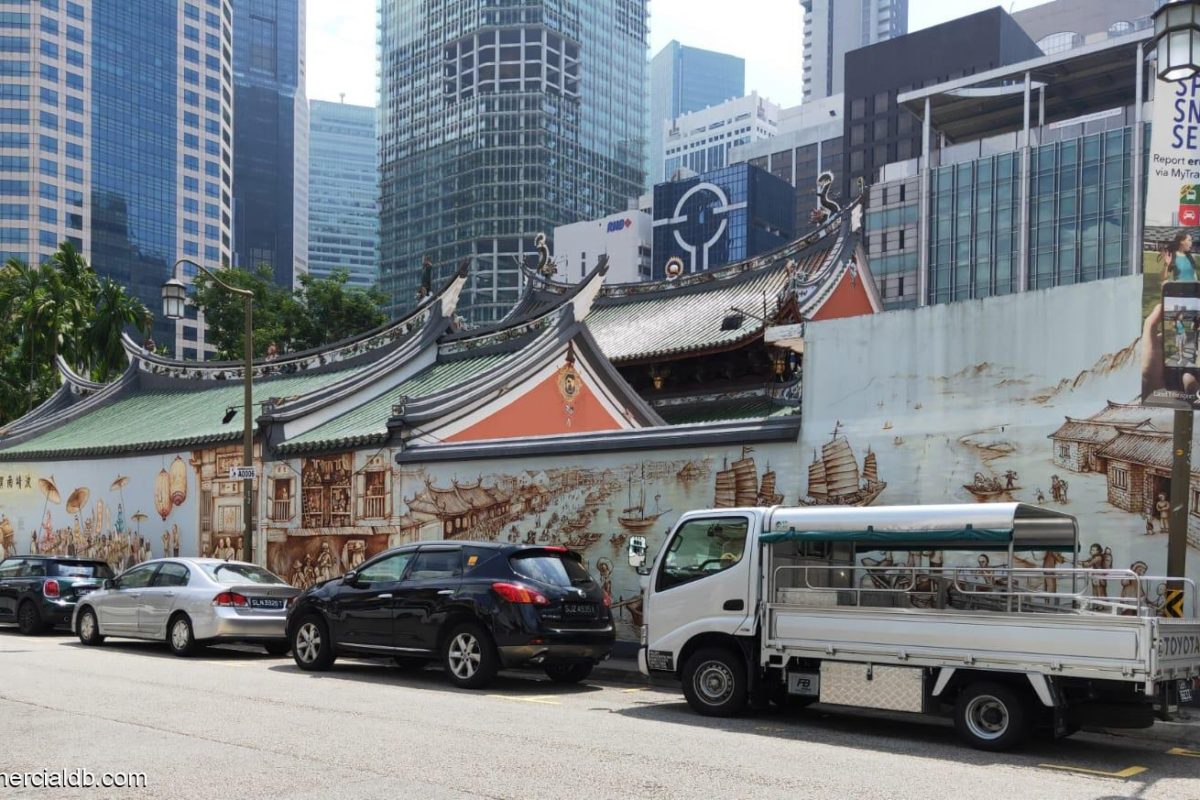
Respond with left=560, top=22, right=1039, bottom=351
left=1145, top=75, right=1200, bottom=408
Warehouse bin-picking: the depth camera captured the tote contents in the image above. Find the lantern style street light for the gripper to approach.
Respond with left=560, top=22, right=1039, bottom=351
left=1153, top=1, right=1200, bottom=82
left=161, top=258, right=256, bottom=564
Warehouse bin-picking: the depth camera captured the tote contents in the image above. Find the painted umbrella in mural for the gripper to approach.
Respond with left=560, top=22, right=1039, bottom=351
left=131, top=511, right=148, bottom=538
left=111, top=475, right=129, bottom=534
left=37, top=475, right=60, bottom=531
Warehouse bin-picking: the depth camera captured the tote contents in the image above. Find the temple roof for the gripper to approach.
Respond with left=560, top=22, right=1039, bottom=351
left=511, top=196, right=875, bottom=364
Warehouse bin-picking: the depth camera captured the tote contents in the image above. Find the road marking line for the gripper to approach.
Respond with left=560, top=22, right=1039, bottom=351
left=621, top=687, right=645, bottom=693
left=1038, top=764, right=1148, bottom=779
left=487, top=694, right=560, bottom=705
left=1167, top=747, right=1200, bottom=758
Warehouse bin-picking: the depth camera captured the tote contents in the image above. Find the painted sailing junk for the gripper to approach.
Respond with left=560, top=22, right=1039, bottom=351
left=802, top=425, right=886, bottom=506
left=618, top=463, right=670, bottom=531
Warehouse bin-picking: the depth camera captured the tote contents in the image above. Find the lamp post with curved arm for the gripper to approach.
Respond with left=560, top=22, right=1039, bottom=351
left=161, top=258, right=255, bottom=564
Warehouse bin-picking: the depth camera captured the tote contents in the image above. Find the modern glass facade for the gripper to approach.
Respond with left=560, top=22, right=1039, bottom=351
left=866, top=119, right=1144, bottom=311
left=307, top=99, right=378, bottom=289
left=379, top=0, right=648, bottom=323
left=649, top=40, right=744, bottom=187
left=0, top=0, right=233, bottom=355
left=232, top=0, right=307, bottom=288
left=651, top=163, right=795, bottom=279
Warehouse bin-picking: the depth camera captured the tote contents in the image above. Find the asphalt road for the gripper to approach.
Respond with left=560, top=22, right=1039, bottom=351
left=1, top=628, right=1198, bottom=800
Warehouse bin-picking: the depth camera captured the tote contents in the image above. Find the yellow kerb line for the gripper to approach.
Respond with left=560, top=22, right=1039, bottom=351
left=1167, top=747, right=1200, bottom=758
left=1038, top=764, right=1148, bottom=779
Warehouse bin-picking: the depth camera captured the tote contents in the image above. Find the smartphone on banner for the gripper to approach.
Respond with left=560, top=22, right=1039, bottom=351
left=1161, top=282, right=1200, bottom=394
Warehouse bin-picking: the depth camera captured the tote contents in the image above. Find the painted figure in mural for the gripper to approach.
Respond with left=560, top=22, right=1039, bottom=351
left=1160, top=232, right=1199, bottom=283
left=171, top=524, right=180, bottom=557
left=114, top=503, right=124, bottom=535
left=1035, top=488, right=1046, bottom=504
left=1156, top=494, right=1171, bottom=533
left=1081, top=543, right=1105, bottom=596
left=595, top=558, right=613, bottom=599
left=1145, top=516, right=1156, bottom=537
left=1098, top=547, right=1114, bottom=597
left=289, top=559, right=306, bottom=589
left=316, top=541, right=335, bottom=583
left=162, top=531, right=170, bottom=559
left=1003, top=470, right=1018, bottom=491
left=1041, top=549, right=1065, bottom=593
left=1120, top=560, right=1150, bottom=615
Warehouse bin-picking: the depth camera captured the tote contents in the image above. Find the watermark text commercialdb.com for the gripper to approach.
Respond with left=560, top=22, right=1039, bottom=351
left=1, top=769, right=148, bottom=790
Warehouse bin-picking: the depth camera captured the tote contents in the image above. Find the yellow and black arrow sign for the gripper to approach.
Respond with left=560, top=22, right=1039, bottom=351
left=1161, top=588, right=1185, bottom=619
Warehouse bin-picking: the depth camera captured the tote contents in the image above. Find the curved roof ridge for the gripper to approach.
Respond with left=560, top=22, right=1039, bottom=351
left=55, top=355, right=108, bottom=393
left=123, top=261, right=470, bottom=379
left=0, top=359, right=139, bottom=445
left=441, top=257, right=609, bottom=352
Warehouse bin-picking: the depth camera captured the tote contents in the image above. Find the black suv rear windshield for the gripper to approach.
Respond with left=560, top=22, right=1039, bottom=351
left=509, top=552, right=593, bottom=587
left=51, top=561, right=114, bottom=579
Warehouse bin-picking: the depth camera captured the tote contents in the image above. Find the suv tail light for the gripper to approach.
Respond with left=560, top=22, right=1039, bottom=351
left=212, top=591, right=249, bottom=607
left=43, top=579, right=60, bottom=599
left=492, top=581, right=549, bottom=605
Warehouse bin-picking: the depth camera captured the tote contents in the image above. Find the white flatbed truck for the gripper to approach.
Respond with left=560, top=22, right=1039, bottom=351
left=628, top=503, right=1200, bottom=750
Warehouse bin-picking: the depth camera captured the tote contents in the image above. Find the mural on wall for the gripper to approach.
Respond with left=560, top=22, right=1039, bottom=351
left=1, top=453, right=198, bottom=570
left=261, top=443, right=800, bottom=640
left=801, top=275, right=1200, bottom=611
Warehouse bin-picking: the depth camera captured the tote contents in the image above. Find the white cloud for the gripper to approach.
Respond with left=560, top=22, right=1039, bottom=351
left=306, top=2, right=377, bottom=106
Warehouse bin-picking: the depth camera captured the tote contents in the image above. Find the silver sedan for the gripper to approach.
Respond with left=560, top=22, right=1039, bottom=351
left=72, top=558, right=299, bottom=657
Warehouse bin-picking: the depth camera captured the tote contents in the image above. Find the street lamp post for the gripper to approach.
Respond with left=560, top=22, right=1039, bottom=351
left=1152, top=1, right=1200, bottom=581
left=162, top=258, right=256, bottom=565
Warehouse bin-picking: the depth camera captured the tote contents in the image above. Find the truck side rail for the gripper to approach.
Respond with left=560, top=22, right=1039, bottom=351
left=770, top=565, right=1198, bottom=619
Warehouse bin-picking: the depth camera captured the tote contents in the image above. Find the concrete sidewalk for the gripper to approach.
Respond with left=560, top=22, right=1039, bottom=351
left=589, top=657, right=1200, bottom=748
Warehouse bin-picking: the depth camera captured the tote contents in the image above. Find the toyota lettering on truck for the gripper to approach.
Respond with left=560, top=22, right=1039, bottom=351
left=629, top=503, right=1200, bottom=751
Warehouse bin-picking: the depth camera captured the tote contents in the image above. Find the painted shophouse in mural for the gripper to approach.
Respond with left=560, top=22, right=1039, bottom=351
left=800, top=275, right=1200, bottom=609
left=0, top=190, right=880, bottom=641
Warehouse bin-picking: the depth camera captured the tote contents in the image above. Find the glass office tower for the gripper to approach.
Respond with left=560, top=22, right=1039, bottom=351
left=0, top=0, right=234, bottom=356
left=308, top=99, right=379, bottom=289
left=232, top=0, right=308, bottom=288
left=649, top=40, right=744, bottom=187
left=378, top=0, right=649, bottom=323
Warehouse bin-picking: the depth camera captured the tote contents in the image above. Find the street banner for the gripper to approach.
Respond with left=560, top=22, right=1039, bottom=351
left=1144, top=76, right=1200, bottom=408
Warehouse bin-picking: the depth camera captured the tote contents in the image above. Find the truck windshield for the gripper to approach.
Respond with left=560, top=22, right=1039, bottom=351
left=658, top=517, right=749, bottom=591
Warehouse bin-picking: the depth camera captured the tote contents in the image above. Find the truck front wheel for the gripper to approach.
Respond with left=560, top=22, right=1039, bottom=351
left=954, top=681, right=1031, bottom=751
left=682, top=647, right=748, bottom=717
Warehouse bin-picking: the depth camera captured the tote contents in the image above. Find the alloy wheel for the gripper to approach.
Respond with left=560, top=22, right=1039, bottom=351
left=295, top=622, right=321, bottom=664
left=79, top=611, right=95, bottom=640
left=447, top=632, right=482, bottom=680
left=171, top=618, right=191, bottom=651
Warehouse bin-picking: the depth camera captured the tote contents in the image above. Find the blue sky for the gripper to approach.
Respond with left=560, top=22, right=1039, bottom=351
left=306, top=1, right=1054, bottom=109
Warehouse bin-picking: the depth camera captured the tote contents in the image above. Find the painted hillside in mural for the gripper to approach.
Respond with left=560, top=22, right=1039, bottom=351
left=801, top=275, right=1200, bottom=608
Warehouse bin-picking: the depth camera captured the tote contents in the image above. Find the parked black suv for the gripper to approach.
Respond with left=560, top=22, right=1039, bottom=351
left=0, top=555, right=114, bottom=635
left=286, top=542, right=614, bottom=688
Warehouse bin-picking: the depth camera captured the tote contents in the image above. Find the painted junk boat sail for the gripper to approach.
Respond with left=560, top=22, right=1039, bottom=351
left=618, top=463, right=671, bottom=531
left=801, top=425, right=886, bottom=506
left=714, top=447, right=785, bottom=507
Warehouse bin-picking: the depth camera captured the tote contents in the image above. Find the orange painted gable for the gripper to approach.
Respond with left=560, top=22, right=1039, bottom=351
left=445, top=368, right=625, bottom=442
left=809, top=269, right=877, bottom=320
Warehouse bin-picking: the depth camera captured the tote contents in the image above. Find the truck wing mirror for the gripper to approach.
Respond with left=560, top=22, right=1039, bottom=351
left=627, top=536, right=648, bottom=570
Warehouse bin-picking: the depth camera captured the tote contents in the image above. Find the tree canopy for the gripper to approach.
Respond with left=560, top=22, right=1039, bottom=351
left=0, top=243, right=151, bottom=423
left=190, top=267, right=387, bottom=361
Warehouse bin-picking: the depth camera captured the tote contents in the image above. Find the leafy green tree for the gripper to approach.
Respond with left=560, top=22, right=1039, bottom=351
left=191, top=266, right=387, bottom=359
left=0, top=243, right=150, bottom=422
left=89, top=277, right=153, bottom=382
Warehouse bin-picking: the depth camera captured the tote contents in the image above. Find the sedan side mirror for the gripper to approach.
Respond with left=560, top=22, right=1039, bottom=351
left=103, top=578, right=116, bottom=590
left=627, top=536, right=648, bottom=569
left=342, top=571, right=358, bottom=586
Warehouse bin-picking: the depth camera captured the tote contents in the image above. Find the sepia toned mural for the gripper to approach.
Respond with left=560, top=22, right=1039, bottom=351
left=801, top=275, right=1200, bottom=612
left=0, top=452, right=198, bottom=570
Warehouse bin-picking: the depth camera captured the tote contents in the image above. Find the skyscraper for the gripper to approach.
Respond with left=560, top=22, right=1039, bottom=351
left=649, top=41, right=744, bottom=187
left=802, top=0, right=907, bottom=102
left=378, top=0, right=649, bottom=323
left=0, top=0, right=234, bottom=357
left=231, top=0, right=308, bottom=288
left=307, top=99, right=379, bottom=289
